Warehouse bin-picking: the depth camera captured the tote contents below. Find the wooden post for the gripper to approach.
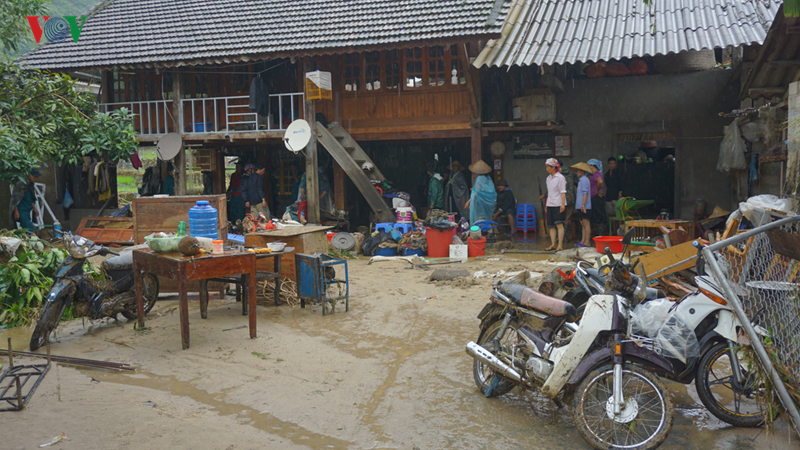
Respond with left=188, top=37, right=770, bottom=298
left=303, top=58, right=321, bottom=223
left=471, top=126, right=482, bottom=183
left=171, top=72, right=187, bottom=195
left=213, top=146, right=225, bottom=194
left=461, top=44, right=483, bottom=183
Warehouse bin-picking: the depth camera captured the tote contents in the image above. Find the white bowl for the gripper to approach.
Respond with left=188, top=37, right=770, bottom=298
left=267, top=242, right=286, bottom=251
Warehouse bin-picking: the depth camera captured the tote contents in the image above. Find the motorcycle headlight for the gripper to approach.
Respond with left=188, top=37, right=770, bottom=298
left=66, top=235, right=96, bottom=259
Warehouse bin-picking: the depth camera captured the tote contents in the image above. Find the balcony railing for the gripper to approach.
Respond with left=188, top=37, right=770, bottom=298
left=99, top=92, right=304, bottom=137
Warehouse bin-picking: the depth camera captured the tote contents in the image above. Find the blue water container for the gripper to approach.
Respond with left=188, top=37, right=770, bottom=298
left=188, top=200, right=218, bottom=239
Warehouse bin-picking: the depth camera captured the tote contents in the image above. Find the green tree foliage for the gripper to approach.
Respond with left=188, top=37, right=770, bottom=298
left=786, top=0, right=800, bottom=17
left=1, top=0, right=137, bottom=184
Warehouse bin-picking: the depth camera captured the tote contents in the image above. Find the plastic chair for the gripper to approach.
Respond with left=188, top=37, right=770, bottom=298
left=375, top=222, right=412, bottom=235
left=516, top=203, right=536, bottom=234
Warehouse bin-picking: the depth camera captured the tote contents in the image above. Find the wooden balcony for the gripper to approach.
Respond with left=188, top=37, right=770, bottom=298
left=99, top=92, right=305, bottom=142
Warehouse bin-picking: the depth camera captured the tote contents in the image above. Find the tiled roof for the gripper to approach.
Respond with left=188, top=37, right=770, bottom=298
left=23, top=0, right=508, bottom=70
left=474, top=0, right=781, bottom=68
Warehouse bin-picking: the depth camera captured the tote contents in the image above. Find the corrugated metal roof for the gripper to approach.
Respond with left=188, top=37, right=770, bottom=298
left=474, top=0, right=782, bottom=68
left=22, top=0, right=508, bottom=70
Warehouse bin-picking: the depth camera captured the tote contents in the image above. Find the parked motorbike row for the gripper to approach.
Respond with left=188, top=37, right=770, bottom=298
left=464, top=230, right=767, bottom=450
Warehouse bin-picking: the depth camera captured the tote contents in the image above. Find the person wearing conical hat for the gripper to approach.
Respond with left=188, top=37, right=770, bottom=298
left=540, top=158, right=566, bottom=251
left=465, top=160, right=496, bottom=225
left=570, top=162, right=595, bottom=248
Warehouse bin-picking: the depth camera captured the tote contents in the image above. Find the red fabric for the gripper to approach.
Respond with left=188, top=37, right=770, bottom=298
left=130, top=153, right=142, bottom=169
left=298, top=201, right=307, bottom=220
left=605, top=62, right=631, bottom=77
left=587, top=62, right=607, bottom=78
left=229, top=171, right=242, bottom=196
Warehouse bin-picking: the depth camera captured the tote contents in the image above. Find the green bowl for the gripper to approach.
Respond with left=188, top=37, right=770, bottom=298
left=145, top=236, right=183, bottom=253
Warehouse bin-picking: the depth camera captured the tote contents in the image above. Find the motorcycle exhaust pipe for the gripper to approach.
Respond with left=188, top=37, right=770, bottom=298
left=465, top=341, right=521, bottom=383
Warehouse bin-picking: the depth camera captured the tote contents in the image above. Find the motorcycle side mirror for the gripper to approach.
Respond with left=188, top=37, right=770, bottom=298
left=622, top=228, right=635, bottom=245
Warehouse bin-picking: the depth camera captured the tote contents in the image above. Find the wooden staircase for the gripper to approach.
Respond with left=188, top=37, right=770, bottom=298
left=315, top=122, right=395, bottom=223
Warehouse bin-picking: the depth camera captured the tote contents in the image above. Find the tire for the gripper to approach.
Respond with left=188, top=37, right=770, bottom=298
left=121, top=273, right=160, bottom=320
left=30, top=300, right=67, bottom=351
left=472, top=320, right=520, bottom=397
left=695, top=342, right=768, bottom=427
left=573, top=364, right=674, bottom=450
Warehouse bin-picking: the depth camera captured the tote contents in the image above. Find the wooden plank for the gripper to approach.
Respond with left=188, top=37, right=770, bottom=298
left=132, top=195, right=227, bottom=244
left=76, top=216, right=134, bottom=245
left=459, top=43, right=478, bottom=121
left=661, top=275, right=695, bottom=297
left=328, top=123, right=387, bottom=182
left=316, top=123, right=395, bottom=222
left=333, top=160, right=346, bottom=210
left=351, top=129, right=472, bottom=141
left=767, top=228, right=800, bottom=261
left=632, top=239, right=701, bottom=280
left=721, top=217, right=740, bottom=240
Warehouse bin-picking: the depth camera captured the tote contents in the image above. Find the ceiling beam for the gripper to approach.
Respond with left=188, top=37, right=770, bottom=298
left=748, top=87, right=786, bottom=96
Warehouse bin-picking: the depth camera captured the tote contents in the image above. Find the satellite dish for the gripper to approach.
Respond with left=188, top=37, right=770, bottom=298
left=284, top=120, right=311, bottom=153
left=156, top=133, right=182, bottom=160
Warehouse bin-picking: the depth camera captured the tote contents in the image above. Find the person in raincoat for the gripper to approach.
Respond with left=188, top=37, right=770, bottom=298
left=445, top=160, right=469, bottom=220
left=10, top=168, right=41, bottom=233
left=162, top=163, right=175, bottom=196
left=426, top=162, right=444, bottom=213
left=298, top=165, right=334, bottom=215
left=465, top=160, right=496, bottom=225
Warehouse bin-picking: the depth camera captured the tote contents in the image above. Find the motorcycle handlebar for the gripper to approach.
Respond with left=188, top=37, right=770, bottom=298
left=604, top=247, right=616, bottom=263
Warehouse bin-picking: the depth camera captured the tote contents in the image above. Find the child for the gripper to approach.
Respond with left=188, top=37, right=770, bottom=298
left=570, top=162, right=596, bottom=248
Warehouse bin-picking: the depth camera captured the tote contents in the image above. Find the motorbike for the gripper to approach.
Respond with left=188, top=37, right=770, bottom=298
left=557, top=242, right=768, bottom=427
left=466, top=229, right=675, bottom=450
left=30, top=233, right=159, bottom=351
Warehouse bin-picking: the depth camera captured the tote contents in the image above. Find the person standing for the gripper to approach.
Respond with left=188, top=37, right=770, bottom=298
left=244, top=164, right=270, bottom=218
left=446, top=160, right=469, bottom=220
left=492, top=178, right=516, bottom=236
left=539, top=158, right=566, bottom=251
left=162, top=163, right=175, bottom=196
left=604, top=156, right=624, bottom=220
left=559, top=158, right=578, bottom=241
left=10, top=168, right=41, bottom=233
left=426, top=162, right=444, bottom=213
left=570, top=162, right=594, bottom=248
left=227, top=161, right=245, bottom=223
left=466, top=160, right=496, bottom=225
left=587, top=159, right=607, bottom=234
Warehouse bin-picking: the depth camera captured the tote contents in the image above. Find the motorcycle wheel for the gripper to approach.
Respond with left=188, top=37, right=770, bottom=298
left=573, top=364, right=674, bottom=450
left=472, top=319, right=520, bottom=397
left=120, top=273, right=160, bottom=320
left=30, top=301, right=67, bottom=351
left=695, top=342, right=768, bottom=427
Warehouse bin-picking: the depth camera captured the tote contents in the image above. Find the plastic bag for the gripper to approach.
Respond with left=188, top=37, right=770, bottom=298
left=655, top=315, right=700, bottom=363
left=717, top=121, right=747, bottom=172
left=360, top=231, right=392, bottom=256
left=62, top=188, right=74, bottom=209
left=630, top=298, right=672, bottom=337
left=739, top=194, right=793, bottom=218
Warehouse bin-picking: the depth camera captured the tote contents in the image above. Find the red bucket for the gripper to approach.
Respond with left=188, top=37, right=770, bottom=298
left=426, top=228, right=452, bottom=258
left=593, top=236, right=623, bottom=253
left=467, top=236, right=486, bottom=257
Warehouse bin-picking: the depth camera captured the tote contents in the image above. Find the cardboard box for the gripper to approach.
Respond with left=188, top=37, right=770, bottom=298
left=512, top=89, right=556, bottom=122
left=450, top=244, right=468, bottom=261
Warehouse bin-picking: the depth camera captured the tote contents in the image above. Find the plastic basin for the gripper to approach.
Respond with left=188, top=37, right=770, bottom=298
left=145, top=236, right=183, bottom=253
left=593, top=236, right=623, bottom=254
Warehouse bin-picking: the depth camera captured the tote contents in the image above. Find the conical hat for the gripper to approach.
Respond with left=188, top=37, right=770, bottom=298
left=708, top=206, right=730, bottom=219
left=468, top=160, right=492, bottom=174
left=570, top=162, right=596, bottom=174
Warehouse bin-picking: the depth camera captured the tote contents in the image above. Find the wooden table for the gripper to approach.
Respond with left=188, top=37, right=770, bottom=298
left=133, top=248, right=257, bottom=350
left=245, top=226, right=332, bottom=283
left=208, top=247, right=295, bottom=315
left=625, top=219, right=693, bottom=241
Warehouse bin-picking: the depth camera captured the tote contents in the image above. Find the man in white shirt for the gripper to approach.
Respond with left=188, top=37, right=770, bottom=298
left=539, top=158, right=566, bottom=251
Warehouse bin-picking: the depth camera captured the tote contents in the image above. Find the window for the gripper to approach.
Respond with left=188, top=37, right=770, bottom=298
left=342, top=45, right=467, bottom=94
left=405, top=47, right=423, bottom=89
left=385, top=49, right=401, bottom=90
left=365, top=51, right=381, bottom=91
left=344, top=53, right=361, bottom=92
left=428, top=46, right=446, bottom=87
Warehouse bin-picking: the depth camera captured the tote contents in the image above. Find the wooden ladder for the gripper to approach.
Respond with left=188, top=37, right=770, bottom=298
left=315, top=122, right=395, bottom=223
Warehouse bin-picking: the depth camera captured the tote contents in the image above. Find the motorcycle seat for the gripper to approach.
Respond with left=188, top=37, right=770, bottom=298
left=102, top=251, right=133, bottom=271
left=499, top=283, right=577, bottom=322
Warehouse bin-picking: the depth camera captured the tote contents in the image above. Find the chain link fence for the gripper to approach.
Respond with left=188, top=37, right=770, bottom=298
left=703, top=212, right=800, bottom=435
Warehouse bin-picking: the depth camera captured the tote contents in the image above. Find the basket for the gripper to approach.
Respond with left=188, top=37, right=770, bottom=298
left=145, top=235, right=183, bottom=253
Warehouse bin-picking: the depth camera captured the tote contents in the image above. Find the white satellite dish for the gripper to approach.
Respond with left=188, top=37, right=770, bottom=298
left=284, top=119, right=311, bottom=153
left=156, top=133, right=182, bottom=160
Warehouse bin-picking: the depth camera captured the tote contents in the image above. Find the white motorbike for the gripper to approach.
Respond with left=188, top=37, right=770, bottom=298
left=466, top=230, right=675, bottom=450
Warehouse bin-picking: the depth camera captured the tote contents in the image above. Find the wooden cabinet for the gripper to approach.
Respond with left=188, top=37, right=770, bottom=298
left=131, top=195, right=227, bottom=244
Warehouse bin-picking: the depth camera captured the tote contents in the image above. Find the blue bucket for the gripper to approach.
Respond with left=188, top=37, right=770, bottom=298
left=192, top=122, right=214, bottom=132
left=374, top=247, right=398, bottom=257
left=401, top=248, right=424, bottom=257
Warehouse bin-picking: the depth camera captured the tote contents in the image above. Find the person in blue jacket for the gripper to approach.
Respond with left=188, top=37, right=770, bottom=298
left=163, top=164, right=175, bottom=195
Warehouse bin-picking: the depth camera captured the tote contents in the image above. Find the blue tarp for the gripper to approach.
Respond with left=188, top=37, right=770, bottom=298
left=469, top=175, right=496, bottom=225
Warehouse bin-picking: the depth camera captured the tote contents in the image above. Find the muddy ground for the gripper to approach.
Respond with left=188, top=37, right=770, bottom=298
left=1, top=256, right=797, bottom=450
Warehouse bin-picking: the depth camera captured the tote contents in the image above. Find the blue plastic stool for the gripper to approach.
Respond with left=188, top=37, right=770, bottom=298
left=376, top=222, right=412, bottom=235
left=516, top=203, right=536, bottom=235
left=473, top=220, right=498, bottom=233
